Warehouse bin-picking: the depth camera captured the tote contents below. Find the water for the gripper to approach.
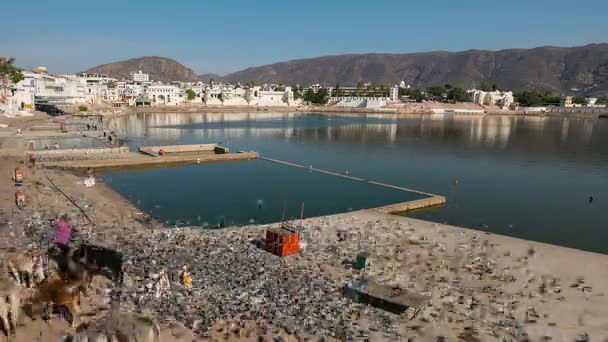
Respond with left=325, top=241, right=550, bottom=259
left=100, top=112, right=608, bottom=253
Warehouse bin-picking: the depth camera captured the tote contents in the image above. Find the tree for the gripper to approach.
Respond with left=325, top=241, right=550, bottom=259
left=292, top=85, right=302, bottom=100
left=315, top=88, right=329, bottom=104
left=303, top=89, right=316, bottom=103
left=491, top=83, right=500, bottom=91
left=0, top=57, right=24, bottom=104
left=596, top=96, right=608, bottom=105
left=572, top=96, right=588, bottom=105
left=480, top=83, right=492, bottom=92
left=447, top=87, right=468, bottom=102
left=444, top=83, right=453, bottom=90
left=378, top=84, right=387, bottom=96
left=400, top=88, right=425, bottom=102
left=515, top=90, right=544, bottom=107
left=186, top=89, right=196, bottom=101
left=542, top=94, right=562, bottom=106
left=426, top=86, right=447, bottom=99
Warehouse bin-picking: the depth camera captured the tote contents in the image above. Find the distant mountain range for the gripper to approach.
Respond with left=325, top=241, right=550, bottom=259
left=84, top=56, right=199, bottom=83
left=212, top=44, right=608, bottom=96
left=84, top=44, right=608, bottom=96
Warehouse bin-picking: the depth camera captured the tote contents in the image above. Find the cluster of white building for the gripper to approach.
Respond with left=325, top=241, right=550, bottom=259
left=187, top=83, right=298, bottom=107
left=13, top=67, right=607, bottom=117
left=1, top=66, right=310, bottom=116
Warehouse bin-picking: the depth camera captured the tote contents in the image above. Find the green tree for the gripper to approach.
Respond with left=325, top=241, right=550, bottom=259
left=378, top=84, right=387, bottom=96
left=444, top=83, right=453, bottom=90
left=491, top=83, right=500, bottom=91
left=400, top=88, right=425, bottom=102
left=314, top=88, right=329, bottom=104
left=479, top=83, right=492, bottom=91
left=596, top=96, right=607, bottom=105
left=427, top=86, right=447, bottom=99
left=515, top=90, right=544, bottom=107
left=447, top=87, right=468, bottom=102
left=0, top=57, right=24, bottom=104
left=292, top=85, right=302, bottom=100
left=541, top=94, right=562, bottom=106
left=186, top=89, right=196, bottom=101
left=572, top=96, right=588, bottom=105
left=303, top=88, right=316, bottom=103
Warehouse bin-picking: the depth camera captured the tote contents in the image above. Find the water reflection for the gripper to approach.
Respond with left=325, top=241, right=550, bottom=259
left=104, top=112, right=608, bottom=253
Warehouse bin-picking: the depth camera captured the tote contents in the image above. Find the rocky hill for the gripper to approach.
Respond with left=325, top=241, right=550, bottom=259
left=84, top=56, right=199, bottom=83
left=216, top=44, right=608, bottom=96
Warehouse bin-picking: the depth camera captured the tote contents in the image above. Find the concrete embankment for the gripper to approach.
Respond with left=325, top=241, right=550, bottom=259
left=34, top=146, right=129, bottom=156
left=40, top=151, right=258, bottom=169
left=374, top=195, right=446, bottom=214
left=139, top=144, right=229, bottom=156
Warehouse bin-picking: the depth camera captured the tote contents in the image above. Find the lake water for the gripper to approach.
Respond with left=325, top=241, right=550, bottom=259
left=100, top=112, right=608, bottom=254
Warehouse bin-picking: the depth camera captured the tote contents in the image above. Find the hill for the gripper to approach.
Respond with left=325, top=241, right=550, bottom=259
left=84, top=56, right=199, bottom=83
left=216, top=44, right=608, bottom=96
left=198, top=73, right=222, bottom=83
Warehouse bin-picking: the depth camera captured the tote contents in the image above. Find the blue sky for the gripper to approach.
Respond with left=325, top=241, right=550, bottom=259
left=3, top=0, right=607, bottom=75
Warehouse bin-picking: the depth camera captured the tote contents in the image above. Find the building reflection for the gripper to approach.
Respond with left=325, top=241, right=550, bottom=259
left=109, top=112, right=607, bottom=164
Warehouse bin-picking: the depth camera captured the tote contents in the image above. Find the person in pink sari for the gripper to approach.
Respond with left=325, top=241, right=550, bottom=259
left=52, top=214, right=73, bottom=251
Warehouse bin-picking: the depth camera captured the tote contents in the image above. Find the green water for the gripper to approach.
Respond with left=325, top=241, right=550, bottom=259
left=100, top=113, right=608, bottom=254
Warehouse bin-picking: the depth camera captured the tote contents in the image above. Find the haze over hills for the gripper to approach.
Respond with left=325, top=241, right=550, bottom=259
left=210, top=44, right=608, bottom=96
left=84, top=56, right=199, bottom=83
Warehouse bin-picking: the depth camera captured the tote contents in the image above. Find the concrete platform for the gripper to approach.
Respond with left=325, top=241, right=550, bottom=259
left=40, top=152, right=258, bottom=169
left=139, top=144, right=229, bottom=156
left=374, top=196, right=446, bottom=214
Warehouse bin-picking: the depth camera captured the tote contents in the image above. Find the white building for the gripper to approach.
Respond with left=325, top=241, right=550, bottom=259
left=389, top=85, right=399, bottom=102
left=399, top=81, right=410, bottom=89
left=468, top=89, right=514, bottom=108
left=145, top=85, right=183, bottom=105
left=78, top=72, right=115, bottom=104
left=32, top=72, right=86, bottom=106
left=326, top=85, right=399, bottom=108
left=584, top=97, right=606, bottom=107
left=245, top=86, right=296, bottom=106
left=131, top=70, right=149, bottom=82
left=124, top=84, right=144, bottom=98
left=0, top=76, right=35, bottom=116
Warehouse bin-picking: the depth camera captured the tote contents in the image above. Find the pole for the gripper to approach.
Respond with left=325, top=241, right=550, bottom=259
left=299, top=202, right=304, bottom=233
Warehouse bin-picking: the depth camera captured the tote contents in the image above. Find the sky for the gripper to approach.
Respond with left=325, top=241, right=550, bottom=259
left=2, top=0, right=607, bottom=75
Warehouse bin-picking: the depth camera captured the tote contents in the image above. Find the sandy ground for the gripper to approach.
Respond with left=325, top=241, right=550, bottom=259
left=0, top=113, right=607, bottom=341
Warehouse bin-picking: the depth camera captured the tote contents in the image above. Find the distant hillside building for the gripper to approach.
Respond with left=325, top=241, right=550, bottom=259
left=468, top=89, right=514, bottom=108
left=561, top=96, right=574, bottom=107
left=131, top=70, right=149, bottom=82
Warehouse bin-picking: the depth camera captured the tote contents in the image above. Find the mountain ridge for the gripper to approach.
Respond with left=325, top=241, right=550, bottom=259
left=208, top=44, right=608, bottom=96
left=84, top=56, right=199, bottom=83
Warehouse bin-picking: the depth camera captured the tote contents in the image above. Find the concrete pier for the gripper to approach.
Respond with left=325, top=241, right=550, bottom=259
left=374, top=196, right=446, bottom=214
left=35, top=146, right=129, bottom=156
left=40, top=152, right=258, bottom=169
left=259, top=156, right=446, bottom=213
